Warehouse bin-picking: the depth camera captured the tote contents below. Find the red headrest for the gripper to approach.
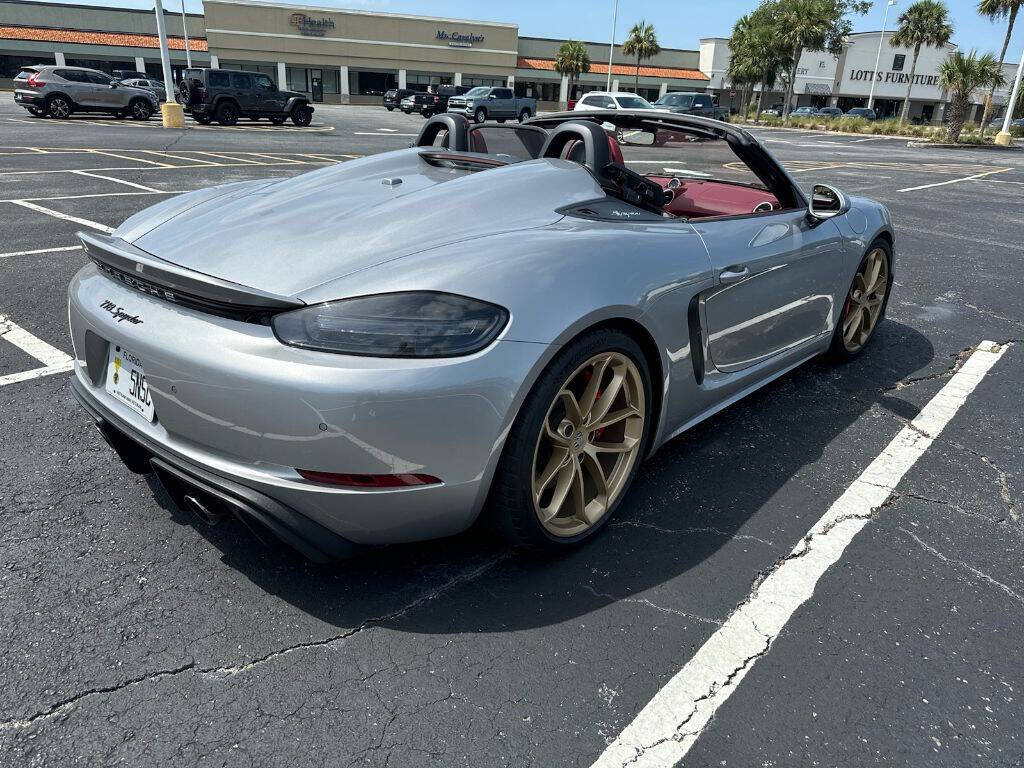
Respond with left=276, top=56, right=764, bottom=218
left=607, top=135, right=624, bottom=165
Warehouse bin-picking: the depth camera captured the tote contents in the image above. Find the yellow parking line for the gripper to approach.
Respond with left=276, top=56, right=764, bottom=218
left=85, top=149, right=171, bottom=167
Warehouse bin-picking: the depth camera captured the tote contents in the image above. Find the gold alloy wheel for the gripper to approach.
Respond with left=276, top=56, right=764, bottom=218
left=842, top=247, right=889, bottom=353
left=531, top=351, right=645, bottom=537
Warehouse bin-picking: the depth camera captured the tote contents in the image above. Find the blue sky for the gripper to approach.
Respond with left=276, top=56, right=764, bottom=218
left=31, top=0, right=1023, bottom=60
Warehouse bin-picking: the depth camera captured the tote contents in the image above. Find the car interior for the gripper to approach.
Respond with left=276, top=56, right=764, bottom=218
left=414, top=113, right=798, bottom=221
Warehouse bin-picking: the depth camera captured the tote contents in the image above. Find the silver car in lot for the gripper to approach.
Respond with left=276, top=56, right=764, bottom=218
left=68, top=111, right=894, bottom=560
left=13, top=65, right=160, bottom=120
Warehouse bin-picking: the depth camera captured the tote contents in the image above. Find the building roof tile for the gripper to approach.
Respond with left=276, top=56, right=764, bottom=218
left=0, top=25, right=208, bottom=51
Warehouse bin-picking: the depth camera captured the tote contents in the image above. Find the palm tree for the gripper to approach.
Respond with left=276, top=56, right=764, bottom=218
left=774, top=0, right=863, bottom=124
left=890, top=0, right=954, bottom=125
left=621, top=20, right=661, bottom=93
left=977, top=0, right=1022, bottom=133
left=728, top=14, right=760, bottom=118
left=555, top=40, right=591, bottom=104
left=939, top=50, right=1006, bottom=141
left=730, top=3, right=792, bottom=122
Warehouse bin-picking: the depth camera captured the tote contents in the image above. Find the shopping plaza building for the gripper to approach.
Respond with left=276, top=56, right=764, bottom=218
left=0, top=0, right=1018, bottom=120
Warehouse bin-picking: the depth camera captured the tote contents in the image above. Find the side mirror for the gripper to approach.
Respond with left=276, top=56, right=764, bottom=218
left=109, top=81, right=120, bottom=88
left=807, top=183, right=847, bottom=222
left=487, top=93, right=496, bottom=99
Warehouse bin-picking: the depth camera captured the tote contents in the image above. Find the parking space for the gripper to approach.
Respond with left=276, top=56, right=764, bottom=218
left=1, top=103, right=1022, bottom=767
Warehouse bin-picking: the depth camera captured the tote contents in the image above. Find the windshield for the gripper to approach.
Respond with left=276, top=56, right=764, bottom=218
left=464, top=87, right=490, bottom=98
left=656, top=94, right=694, bottom=108
left=615, top=95, right=655, bottom=109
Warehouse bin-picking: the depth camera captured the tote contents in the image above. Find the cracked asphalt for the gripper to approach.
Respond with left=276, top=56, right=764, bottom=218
left=0, top=102, right=1022, bottom=767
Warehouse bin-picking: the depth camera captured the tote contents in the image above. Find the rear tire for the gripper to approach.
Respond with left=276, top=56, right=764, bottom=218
left=486, top=328, right=652, bottom=551
left=130, top=99, right=152, bottom=121
left=215, top=101, right=239, bottom=126
left=47, top=94, right=72, bottom=119
left=290, top=104, right=312, bottom=127
left=386, top=106, right=395, bottom=111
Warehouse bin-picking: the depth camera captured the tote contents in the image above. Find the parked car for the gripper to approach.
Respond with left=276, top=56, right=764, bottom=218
left=407, top=84, right=469, bottom=118
left=399, top=94, right=417, bottom=114
left=845, top=107, right=877, bottom=120
left=12, top=65, right=159, bottom=120
left=574, top=91, right=658, bottom=112
left=761, top=103, right=785, bottom=117
left=816, top=106, right=843, bottom=118
left=447, top=86, right=536, bottom=123
left=112, top=69, right=150, bottom=81
left=654, top=91, right=729, bottom=121
left=987, top=117, right=1024, bottom=130
left=383, top=88, right=414, bottom=111
left=790, top=106, right=818, bottom=117
left=121, top=78, right=167, bottom=102
left=176, top=67, right=313, bottom=126
left=68, top=109, right=893, bottom=559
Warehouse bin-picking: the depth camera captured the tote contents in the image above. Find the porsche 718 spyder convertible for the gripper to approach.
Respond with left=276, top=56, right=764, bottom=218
left=68, top=110, right=894, bottom=560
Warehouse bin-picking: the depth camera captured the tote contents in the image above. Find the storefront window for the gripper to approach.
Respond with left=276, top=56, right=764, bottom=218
left=287, top=66, right=309, bottom=93
left=321, top=68, right=339, bottom=94
left=355, top=71, right=397, bottom=96
left=464, top=76, right=505, bottom=87
left=1, top=53, right=55, bottom=77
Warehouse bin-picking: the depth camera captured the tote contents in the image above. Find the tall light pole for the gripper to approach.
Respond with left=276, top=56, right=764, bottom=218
left=153, top=0, right=184, bottom=127
left=996, top=48, right=1024, bottom=146
left=180, top=0, right=192, bottom=69
left=606, top=0, right=618, bottom=91
left=867, top=0, right=897, bottom=111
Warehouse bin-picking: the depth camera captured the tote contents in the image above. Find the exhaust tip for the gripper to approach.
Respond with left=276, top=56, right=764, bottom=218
left=181, top=493, right=227, bottom=526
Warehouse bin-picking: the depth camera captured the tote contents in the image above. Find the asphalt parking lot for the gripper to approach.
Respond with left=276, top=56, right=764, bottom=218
left=1, top=100, right=1022, bottom=767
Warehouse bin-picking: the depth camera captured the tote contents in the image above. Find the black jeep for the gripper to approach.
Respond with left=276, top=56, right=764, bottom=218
left=176, top=68, right=313, bottom=126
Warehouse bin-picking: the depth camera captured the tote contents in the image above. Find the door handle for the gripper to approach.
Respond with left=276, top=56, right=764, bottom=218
left=719, top=265, right=750, bottom=284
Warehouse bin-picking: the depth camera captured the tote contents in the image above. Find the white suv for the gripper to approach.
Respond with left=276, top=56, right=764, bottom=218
left=573, top=92, right=658, bottom=111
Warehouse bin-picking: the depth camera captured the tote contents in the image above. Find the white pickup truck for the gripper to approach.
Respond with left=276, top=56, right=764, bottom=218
left=447, top=86, right=537, bottom=124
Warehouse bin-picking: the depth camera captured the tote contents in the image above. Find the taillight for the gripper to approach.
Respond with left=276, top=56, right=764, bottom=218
left=27, top=73, right=44, bottom=88
left=197, top=85, right=207, bottom=102
left=296, top=469, right=441, bottom=488
left=434, top=96, right=440, bottom=103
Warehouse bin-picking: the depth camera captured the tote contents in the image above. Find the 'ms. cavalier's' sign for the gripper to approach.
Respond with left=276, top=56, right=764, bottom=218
left=290, top=13, right=335, bottom=36
left=436, top=29, right=485, bottom=48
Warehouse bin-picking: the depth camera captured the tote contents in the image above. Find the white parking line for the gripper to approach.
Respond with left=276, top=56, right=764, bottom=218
left=70, top=170, right=162, bottom=192
left=0, top=316, right=72, bottom=368
left=8, top=200, right=115, bottom=233
left=593, top=340, right=1010, bottom=768
left=353, top=131, right=418, bottom=136
left=898, top=167, right=1010, bottom=192
left=0, top=244, right=82, bottom=259
left=85, top=149, right=171, bottom=167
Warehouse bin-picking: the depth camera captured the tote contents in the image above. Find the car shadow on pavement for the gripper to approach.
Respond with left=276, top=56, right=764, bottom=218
left=160, top=319, right=934, bottom=633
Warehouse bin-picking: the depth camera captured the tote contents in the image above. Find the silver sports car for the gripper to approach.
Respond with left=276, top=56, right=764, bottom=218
left=68, top=110, right=893, bottom=560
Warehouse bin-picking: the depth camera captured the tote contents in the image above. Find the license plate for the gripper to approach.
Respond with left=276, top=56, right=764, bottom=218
left=104, top=345, right=155, bottom=421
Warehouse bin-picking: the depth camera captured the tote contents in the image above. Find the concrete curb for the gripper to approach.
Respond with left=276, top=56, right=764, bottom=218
left=906, top=140, right=1022, bottom=151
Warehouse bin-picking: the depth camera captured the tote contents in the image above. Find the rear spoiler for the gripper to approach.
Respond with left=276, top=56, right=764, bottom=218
left=78, top=231, right=304, bottom=319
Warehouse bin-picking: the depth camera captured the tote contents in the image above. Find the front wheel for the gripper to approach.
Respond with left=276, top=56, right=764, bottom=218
left=290, top=104, right=312, bottom=127
left=828, top=238, right=892, bottom=361
left=474, top=107, right=486, bottom=124
left=518, top=109, right=531, bottom=122
left=487, top=328, right=651, bottom=550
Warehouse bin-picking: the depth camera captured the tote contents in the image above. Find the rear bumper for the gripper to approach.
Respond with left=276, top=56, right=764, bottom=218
left=68, top=262, right=546, bottom=547
left=73, top=378, right=361, bottom=562
left=13, top=90, right=44, bottom=106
